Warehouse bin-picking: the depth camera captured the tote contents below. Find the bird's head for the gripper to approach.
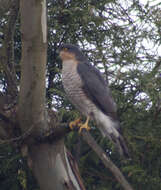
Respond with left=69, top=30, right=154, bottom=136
left=59, top=44, right=87, bottom=62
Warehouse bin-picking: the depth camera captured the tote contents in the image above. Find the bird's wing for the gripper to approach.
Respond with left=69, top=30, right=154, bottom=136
left=77, top=62, right=118, bottom=120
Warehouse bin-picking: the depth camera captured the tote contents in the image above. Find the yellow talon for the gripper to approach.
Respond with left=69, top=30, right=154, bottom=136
left=78, top=116, right=90, bottom=133
left=69, top=118, right=82, bottom=130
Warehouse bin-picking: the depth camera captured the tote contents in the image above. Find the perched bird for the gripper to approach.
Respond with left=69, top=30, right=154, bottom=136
left=59, top=44, right=129, bottom=158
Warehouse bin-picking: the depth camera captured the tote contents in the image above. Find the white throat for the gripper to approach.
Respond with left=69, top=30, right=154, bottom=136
left=62, top=59, right=76, bottom=70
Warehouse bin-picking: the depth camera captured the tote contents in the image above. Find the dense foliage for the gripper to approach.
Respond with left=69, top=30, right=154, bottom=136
left=0, top=0, right=161, bottom=189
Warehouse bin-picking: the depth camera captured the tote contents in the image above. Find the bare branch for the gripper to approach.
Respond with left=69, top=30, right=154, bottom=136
left=0, top=123, right=34, bottom=145
left=81, top=129, right=134, bottom=190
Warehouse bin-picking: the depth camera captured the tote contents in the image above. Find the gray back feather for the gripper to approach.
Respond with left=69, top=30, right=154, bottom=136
left=77, top=62, right=118, bottom=121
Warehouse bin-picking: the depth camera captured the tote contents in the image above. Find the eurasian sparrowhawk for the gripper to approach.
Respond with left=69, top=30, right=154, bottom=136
left=59, top=44, right=129, bottom=158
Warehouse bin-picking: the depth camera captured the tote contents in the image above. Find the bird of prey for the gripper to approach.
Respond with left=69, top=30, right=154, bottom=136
left=59, top=44, right=129, bottom=158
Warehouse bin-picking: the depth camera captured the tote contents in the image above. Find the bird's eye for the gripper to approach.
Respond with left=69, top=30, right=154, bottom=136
left=63, top=47, right=68, bottom=51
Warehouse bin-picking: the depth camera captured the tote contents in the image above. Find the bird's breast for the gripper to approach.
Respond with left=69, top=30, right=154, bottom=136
left=62, top=61, right=96, bottom=116
left=62, top=60, right=82, bottom=95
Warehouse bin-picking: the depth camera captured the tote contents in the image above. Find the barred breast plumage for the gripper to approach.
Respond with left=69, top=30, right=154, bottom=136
left=62, top=60, right=96, bottom=116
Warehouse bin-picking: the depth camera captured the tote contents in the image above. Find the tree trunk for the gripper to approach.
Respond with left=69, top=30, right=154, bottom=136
left=19, top=0, right=47, bottom=135
left=18, top=1, right=85, bottom=189
left=29, top=140, right=84, bottom=190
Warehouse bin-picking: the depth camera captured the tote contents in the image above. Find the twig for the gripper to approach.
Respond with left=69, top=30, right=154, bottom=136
left=0, top=124, right=34, bottom=145
left=0, top=122, right=69, bottom=145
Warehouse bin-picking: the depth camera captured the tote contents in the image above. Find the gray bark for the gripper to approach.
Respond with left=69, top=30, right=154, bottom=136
left=29, top=140, right=83, bottom=190
left=18, top=1, right=85, bottom=189
left=19, top=0, right=47, bottom=135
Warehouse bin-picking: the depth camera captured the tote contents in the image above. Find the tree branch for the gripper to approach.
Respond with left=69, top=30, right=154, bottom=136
left=80, top=129, right=134, bottom=190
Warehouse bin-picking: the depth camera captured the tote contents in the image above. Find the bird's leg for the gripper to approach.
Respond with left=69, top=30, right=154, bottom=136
left=69, top=117, right=82, bottom=130
left=78, top=116, right=90, bottom=133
